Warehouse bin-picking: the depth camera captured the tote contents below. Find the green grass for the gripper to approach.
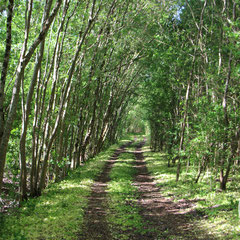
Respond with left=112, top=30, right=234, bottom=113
left=106, top=151, right=147, bottom=239
left=143, top=144, right=240, bottom=240
left=0, top=144, right=118, bottom=240
left=5, top=135, right=237, bottom=240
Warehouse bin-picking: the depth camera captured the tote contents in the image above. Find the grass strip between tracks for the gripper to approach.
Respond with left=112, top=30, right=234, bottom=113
left=106, top=149, right=147, bottom=240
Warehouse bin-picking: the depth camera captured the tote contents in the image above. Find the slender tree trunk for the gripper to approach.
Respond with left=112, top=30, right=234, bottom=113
left=219, top=51, right=232, bottom=190
left=176, top=0, right=207, bottom=182
left=176, top=80, right=190, bottom=181
left=0, top=0, right=14, bottom=193
left=38, top=3, right=97, bottom=193
left=55, top=122, right=65, bottom=182
left=0, top=0, right=14, bottom=144
left=0, top=0, right=34, bottom=193
left=19, top=0, right=54, bottom=201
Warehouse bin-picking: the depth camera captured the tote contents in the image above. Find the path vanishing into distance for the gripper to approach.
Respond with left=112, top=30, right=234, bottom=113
left=1, top=1, right=238, bottom=239
left=78, top=140, right=216, bottom=240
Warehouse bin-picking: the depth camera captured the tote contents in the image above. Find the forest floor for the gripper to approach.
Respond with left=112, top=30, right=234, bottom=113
left=1, top=137, right=239, bottom=239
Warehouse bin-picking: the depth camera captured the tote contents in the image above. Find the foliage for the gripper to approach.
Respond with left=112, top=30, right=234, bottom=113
left=138, top=0, right=240, bottom=190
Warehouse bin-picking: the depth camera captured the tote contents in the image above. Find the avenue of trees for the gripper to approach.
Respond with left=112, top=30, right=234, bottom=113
left=0, top=0, right=239, bottom=205
left=0, top=0, right=157, bottom=201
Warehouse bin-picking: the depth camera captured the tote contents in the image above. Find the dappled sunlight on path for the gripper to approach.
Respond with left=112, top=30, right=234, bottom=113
left=132, top=141, right=217, bottom=240
left=78, top=142, right=132, bottom=240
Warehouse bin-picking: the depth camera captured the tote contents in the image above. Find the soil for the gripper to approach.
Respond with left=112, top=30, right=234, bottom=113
left=78, top=141, right=217, bottom=240
left=132, top=141, right=216, bottom=240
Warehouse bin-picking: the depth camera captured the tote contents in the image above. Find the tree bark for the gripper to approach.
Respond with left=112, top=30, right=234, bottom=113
left=0, top=0, right=14, bottom=144
left=19, top=0, right=54, bottom=201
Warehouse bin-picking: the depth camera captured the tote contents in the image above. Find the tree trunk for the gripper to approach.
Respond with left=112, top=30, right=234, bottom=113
left=219, top=51, right=232, bottom=190
left=0, top=0, right=14, bottom=144
left=0, top=0, right=14, bottom=194
left=19, top=0, right=54, bottom=202
left=38, top=5, right=97, bottom=194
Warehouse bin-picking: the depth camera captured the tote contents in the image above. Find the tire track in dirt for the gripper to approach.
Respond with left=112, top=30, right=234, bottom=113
left=78, top=142, right=132, bottom=240
left=132, top=141, right=216, bottom=240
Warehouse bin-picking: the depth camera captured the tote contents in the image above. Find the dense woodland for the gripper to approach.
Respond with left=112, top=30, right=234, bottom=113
left=0, top=0, right=239, bottom=207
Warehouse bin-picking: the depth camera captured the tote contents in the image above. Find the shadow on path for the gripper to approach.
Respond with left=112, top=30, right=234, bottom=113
left=132, top=141, right=217, bottom=240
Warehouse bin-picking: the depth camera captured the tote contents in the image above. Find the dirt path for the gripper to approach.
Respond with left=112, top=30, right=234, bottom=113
left=132, top=141, right=216, bottom=240
left=78, top=142, right=131, bottom=240
left=78, top=141, right=216, bottom=240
